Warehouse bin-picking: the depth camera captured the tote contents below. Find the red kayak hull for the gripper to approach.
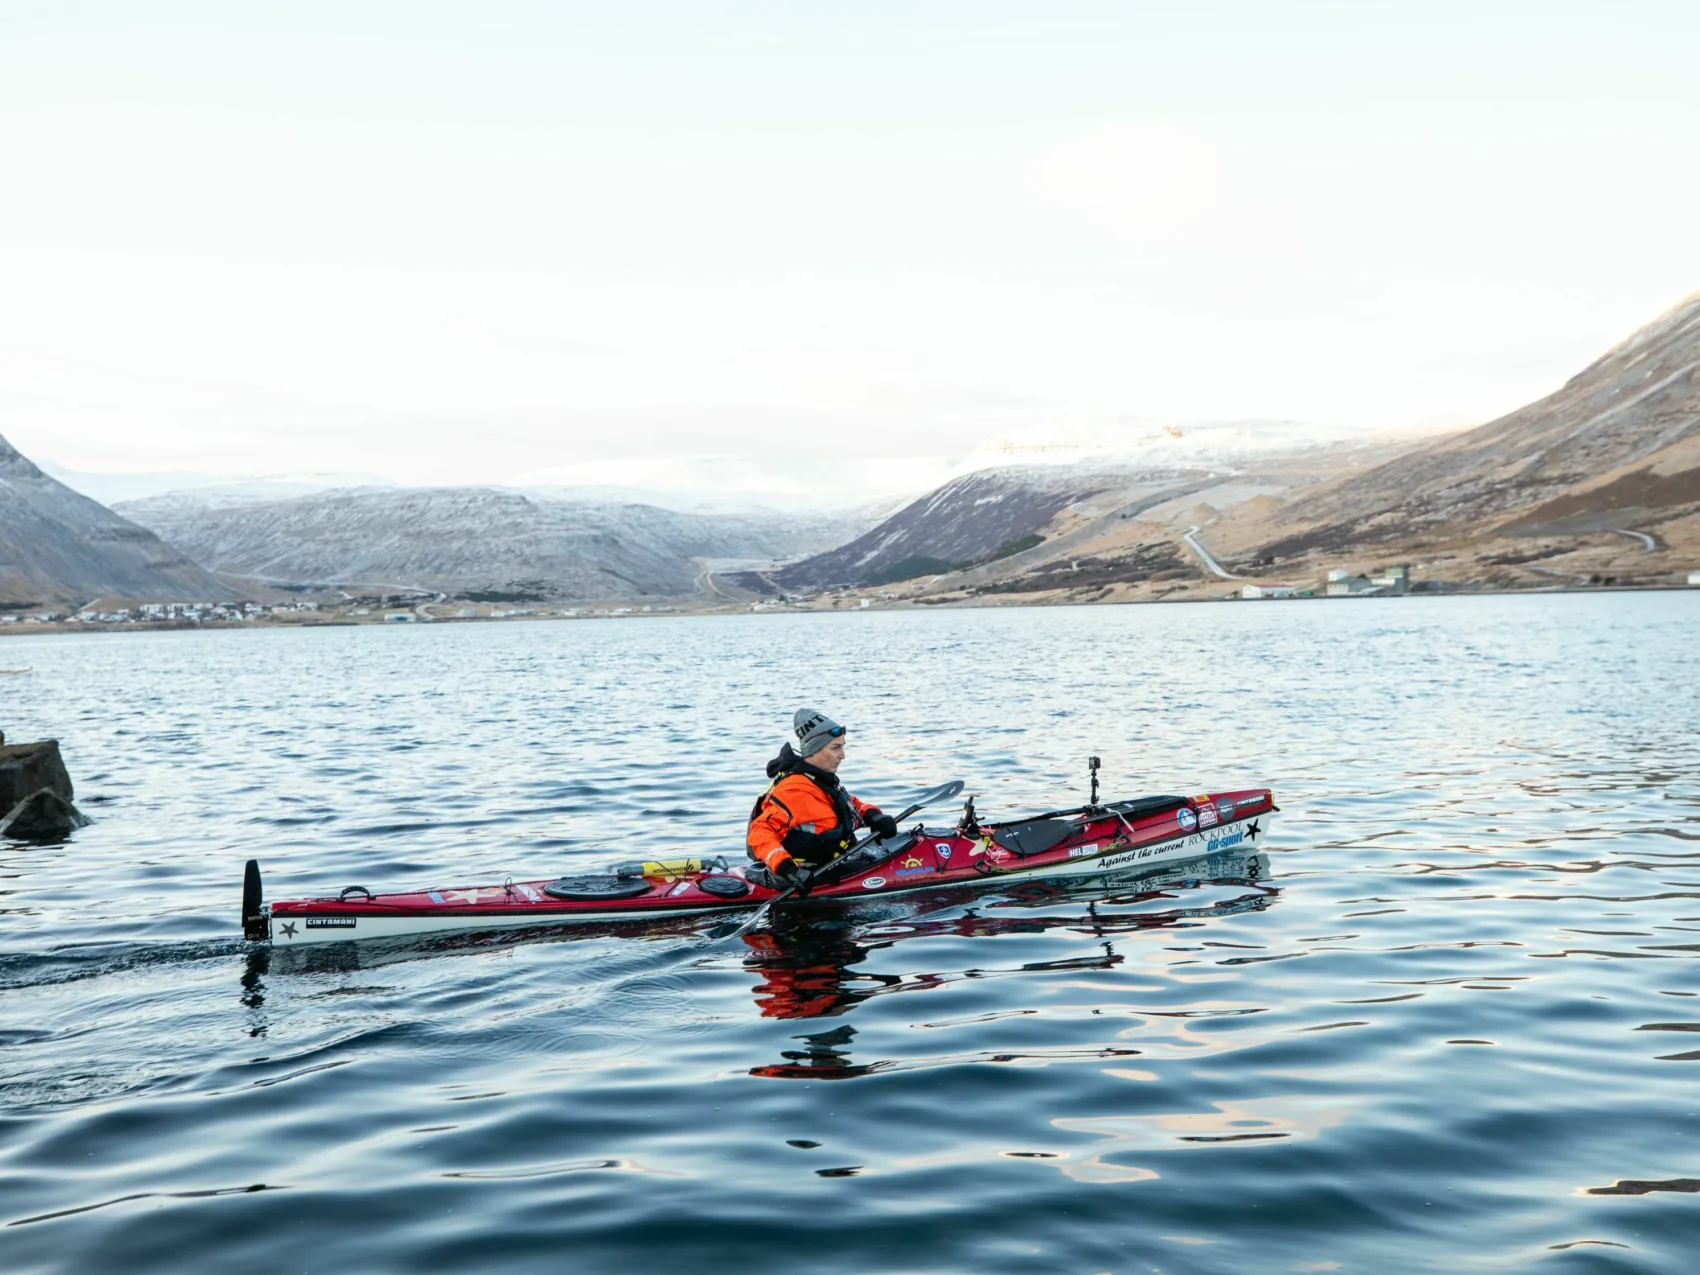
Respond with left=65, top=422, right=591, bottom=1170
left=247, top=789, right=1276, bottom=945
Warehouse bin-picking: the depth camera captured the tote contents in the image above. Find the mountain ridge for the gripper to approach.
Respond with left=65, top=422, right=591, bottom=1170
left=1253, top=290, right=1700, bottom=555
left=115, top=486, right=873, bottom=599
left=0, top=433, right=236, bottom=607
left=768, top=427, right=1434, bottom=591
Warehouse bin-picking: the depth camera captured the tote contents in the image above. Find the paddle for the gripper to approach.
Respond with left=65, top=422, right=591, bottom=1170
left=726, top=779, right=965, bottom=939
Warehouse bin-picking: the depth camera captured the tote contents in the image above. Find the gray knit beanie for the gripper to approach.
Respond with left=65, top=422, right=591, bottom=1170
left=793, top=707, right=846, bottom=758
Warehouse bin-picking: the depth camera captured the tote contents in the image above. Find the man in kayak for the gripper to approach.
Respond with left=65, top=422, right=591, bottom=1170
left=747, top=708, right=898, bottom=895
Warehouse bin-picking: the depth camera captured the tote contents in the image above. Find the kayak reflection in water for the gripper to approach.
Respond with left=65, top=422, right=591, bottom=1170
left=742, top=918, right=1132, bottom=1080
left=745, top=708, right=898, bottom=897
left=742, top=849, right=1280, bottom=1078
left=741, top=909, right=1125, bottom=1024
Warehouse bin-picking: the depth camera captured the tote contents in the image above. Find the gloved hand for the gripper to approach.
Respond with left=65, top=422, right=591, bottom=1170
left=776, top=858, right=813, bottom=898
left=866, top=810, right=899, bottom=840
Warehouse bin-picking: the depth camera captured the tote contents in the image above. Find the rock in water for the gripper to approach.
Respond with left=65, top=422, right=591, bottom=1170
left=0, top=739, right=89, bottom=840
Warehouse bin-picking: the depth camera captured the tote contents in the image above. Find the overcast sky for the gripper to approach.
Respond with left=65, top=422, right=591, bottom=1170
left=2, top=1, right=1697, bottom=486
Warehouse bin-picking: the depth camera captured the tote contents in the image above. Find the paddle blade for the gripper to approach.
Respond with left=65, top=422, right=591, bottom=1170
left=911, top=779, right=965, bottom=807
left=726, top=899, right=774, bottom=941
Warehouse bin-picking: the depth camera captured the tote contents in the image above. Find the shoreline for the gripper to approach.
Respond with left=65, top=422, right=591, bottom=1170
left=4, top=580, right=1696, bottom=639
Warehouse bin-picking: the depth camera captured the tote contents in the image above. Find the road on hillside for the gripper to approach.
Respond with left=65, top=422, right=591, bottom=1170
left=1182, top=525, right=1247, bottom=580
left=693, top=570, right=752, bottom=603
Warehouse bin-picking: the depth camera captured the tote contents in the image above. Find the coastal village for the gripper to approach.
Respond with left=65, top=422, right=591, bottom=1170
left=4, top=555, right=1698, bottom=637
left=0, top=595, right=688, bottom=632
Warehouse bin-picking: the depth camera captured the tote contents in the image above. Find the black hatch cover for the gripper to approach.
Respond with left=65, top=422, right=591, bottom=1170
left=989, top=819, right=1076, bottom=858
left=696, top=875, right=751, bottom=898
left=543, top=875, right=653, bottom=901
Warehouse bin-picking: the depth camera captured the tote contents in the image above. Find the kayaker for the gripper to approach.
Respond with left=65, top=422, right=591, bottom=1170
left=747, top=708, right=898, bottom=895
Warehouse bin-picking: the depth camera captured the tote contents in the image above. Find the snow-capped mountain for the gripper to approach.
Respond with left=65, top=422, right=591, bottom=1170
left=507, top=422, right=1395, bottom=514
left=114, top=486, right=876, bottom=598
left=768, top=421, right=1434, bottom=589
left=508, top=454, right=960, bottom=515
left=952, top=417, right=1426, bottom=472
left=40, top=465, right=395, bottom=508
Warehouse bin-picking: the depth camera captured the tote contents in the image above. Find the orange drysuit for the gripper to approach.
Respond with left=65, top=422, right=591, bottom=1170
left=747, top=771, right=880, bottom=873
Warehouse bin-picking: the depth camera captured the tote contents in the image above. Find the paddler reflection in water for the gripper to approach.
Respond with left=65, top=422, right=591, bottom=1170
left=742, top=925, right=891, bottom=1021
left=746, top=708, right=898, bottom=897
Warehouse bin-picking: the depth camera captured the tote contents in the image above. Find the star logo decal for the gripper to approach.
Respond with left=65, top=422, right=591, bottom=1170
left=1244, top=819, right=1260, bottom=841
left=279, top=921, right=297, bottom=938
left=449, top=888, right=483, bottom=905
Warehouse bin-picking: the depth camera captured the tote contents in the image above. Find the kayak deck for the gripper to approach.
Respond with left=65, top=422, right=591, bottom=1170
left=246, top=789, right=1276, bottom=945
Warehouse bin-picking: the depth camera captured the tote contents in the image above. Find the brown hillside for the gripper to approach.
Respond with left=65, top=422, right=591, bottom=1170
left=1257, top=290, right=1700, bottom=556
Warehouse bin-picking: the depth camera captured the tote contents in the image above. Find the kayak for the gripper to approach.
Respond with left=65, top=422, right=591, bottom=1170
left=242, top=787, right=1277, bottom=946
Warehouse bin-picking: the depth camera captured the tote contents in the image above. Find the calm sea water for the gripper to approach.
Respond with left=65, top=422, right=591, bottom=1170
left=2, top=595, right=1698, bottom=1274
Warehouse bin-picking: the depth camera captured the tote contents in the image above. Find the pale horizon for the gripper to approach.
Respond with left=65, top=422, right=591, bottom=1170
left=3, top=2, right=1697, bottom=489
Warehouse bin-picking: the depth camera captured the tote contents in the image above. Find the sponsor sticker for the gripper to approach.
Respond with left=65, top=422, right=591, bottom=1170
left=1216, top=798, right=1236, bottom=819
left=861, top=876, right=887, bottom=889
left=305, top=916, right=357, bottom=929
left=667, top=880, right=691, bottom=896
left=1066, top=842, right=1102, bottom=859
left=935, top=842, right=952, bottom=860
left=893, top=854, right=933, bottom=879
left=1196, top=802, right=1219, bottom=828
left=1176, top=807, right=1197, bottom=832
left=516, top=883, right=541, bottom=902
left=428, top=891, right=445, bottom=904
left=1098, top=839, right=1185, bottom=870
left=1206, top=830, right=1244, bottom=853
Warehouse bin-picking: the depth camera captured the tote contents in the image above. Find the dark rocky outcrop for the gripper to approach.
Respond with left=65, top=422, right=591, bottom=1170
left=0, top=433, right=236, bottom=606
left=0, top=738, right=88, bottom=840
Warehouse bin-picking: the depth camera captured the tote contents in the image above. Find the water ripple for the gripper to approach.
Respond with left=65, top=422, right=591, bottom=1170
left=2, top=594, right=1698, bottom=1273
